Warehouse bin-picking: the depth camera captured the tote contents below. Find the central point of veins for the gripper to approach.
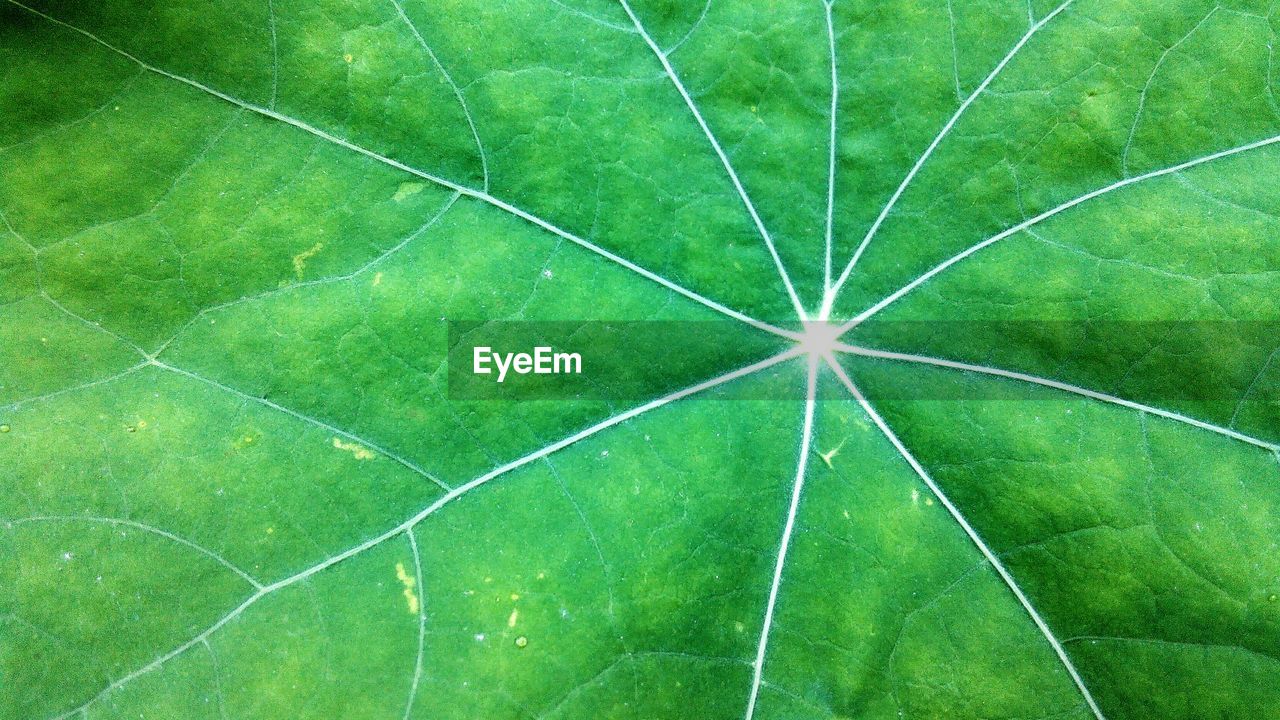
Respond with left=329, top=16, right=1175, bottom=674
left=796, top=320, right=844, bottom=359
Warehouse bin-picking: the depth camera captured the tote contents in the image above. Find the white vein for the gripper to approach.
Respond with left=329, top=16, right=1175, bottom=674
left=834, top=343, right=1280, bottom=452
left=839, top=131, right=1280, bottom=333
left=618, top=0, right=809, bottom=322
left=744, top=355, right=819, bottom=720
left=149, top=360, right=453, bottom=491
left=402, top=531, right=426, bottom=720
left=387, top=0, right=490, bottom=190
left=44, top=349, right=801, bottom=720
left=201, top=638, right=229, bottom=720
left=266, top=0, right=279, bottom=108
left=151, top=193, right=461, bottom=359
left=1, top=362, right=150, bottom=413
left=1230, top=344, right=1280, bottom=428
left=665, top=0, right=712, bottom=56
left=822, top=0, right=838, bottom=296
left=547, top=462, right=641, bottom=702
left=945, top=0, right=963, bottom=102
left=12, top=516, right=264, bottom=589
left=7, top=0, right=795, bottom=343
left=1121, top=9, right=1219, bottom=175
left=1267, top=40, right=1280, bottom=118
left=0, top=209, right=153, bottom=361
left=547, top=0, right=637, bottom=34
left=822, top=0, right=1074, bottom=318
left=824, top=357, right=1107, bottom=720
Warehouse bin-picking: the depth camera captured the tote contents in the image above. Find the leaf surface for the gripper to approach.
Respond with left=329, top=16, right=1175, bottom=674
left=3, top=1, right=1279, bottom=719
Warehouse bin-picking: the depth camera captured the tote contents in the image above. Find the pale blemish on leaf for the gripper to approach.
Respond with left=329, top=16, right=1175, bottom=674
left=395, top=562, right=420, bottom=615
left=507, top=608, right=519, bottom=628
left=393, top=182, right=424, bottom=202
left=332, top=437, right=375, bottom=460
left=372, top=271, right=383, bottom=287
left=514, top=635, right=528, bottom=648
left=292, top=242, right=324, bottom=278
left=818, top=439, right=845, bottom=468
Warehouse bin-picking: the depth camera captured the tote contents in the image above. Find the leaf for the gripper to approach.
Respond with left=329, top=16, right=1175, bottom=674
left=2, top=1, right=1279, bottom=719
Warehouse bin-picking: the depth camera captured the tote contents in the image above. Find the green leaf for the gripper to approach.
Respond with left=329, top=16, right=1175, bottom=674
left=3, top=1, right=1278, bottom=719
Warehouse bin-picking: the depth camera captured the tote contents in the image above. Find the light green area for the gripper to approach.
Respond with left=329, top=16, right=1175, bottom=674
left=3, top=0, right=1279, bottom=718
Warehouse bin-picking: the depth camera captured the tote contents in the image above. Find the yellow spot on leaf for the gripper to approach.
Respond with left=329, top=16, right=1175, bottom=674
left=372, top=271, right=384, bottom=287
left=510, top=593, right=520, bottom=601
left=395, top=562, right=420, bottom=615
left=292, top=242, right=324, bottom=278
left=136, top=419, right=148, bottom=429
left=818, top=439, right=845, bottom=469
left=332, top=437, right=376, bottom=460
left=507, top=608, right=519, bottom=628
left=343, top=53, right=353, bottom=63
left=393, top=182, right=424, bottom=202
left=266, top=526, right=275, bottom=535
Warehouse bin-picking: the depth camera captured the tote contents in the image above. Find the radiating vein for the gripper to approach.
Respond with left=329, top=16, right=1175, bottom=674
left=43, top=349, right=802, bottom=720
left=824, top=357, right=1107, bottom=720
left=617, top=0, right=809, bottom=321
left=835, top=343, right=1280, bottom=452
left=822, top=0, right=838, bottom=296
left=822, top=0, right=1074, bottom=318
left=744, top=355, right=819, bottom=720
left=839, top=131, right=1280, bottom=332
left=7, top=0, right=795, bottom=343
